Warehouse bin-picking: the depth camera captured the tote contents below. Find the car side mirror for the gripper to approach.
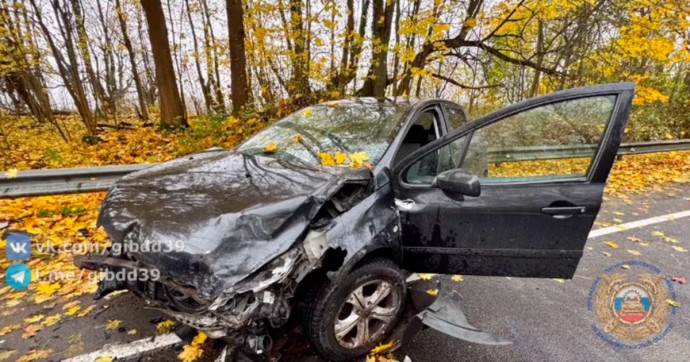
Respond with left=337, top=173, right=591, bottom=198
left=432, top=169, right=481, bottom=197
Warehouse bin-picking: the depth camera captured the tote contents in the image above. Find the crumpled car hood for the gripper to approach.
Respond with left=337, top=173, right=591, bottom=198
left=97, top=149, right=371, bottom=300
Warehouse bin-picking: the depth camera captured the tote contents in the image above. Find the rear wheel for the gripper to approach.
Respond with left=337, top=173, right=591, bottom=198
left=305, top=258, right=406, bottom=361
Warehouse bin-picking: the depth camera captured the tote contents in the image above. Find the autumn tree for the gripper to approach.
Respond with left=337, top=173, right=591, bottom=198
left=141, top=0, right=187, bottom=128
left=227, top=0, right=251, bottom=116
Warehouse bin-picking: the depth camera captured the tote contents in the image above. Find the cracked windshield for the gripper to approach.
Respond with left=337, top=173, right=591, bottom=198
left=238, top=100, right=408, bottom=168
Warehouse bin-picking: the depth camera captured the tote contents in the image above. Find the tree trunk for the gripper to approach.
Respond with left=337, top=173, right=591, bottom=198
left=226, top=0, right=251, bottom=116
left=358, top=0, right=395, bottom=97
left=70, top=0, right=109, bottom=119
left=185, top=0, right=212, bottom=113
left=115, top=0, right=149, bottom=120
left=287, top=0, right=309, bottom=97
left=200, top=0, right=226, bottom=113
left=140, top=0, right=187, bottom=128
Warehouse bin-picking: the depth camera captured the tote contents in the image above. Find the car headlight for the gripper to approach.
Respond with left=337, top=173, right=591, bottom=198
left=234, top=249, right=300, bottom=294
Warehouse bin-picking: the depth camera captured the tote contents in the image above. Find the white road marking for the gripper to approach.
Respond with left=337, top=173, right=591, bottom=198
left=588, top=210, right=690, bottom=239
left=62, top=333, right=181, bottom=362
left=63, top=209, right=690, bottom=361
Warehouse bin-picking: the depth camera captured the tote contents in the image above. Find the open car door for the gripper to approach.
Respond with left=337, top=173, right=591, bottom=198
left=392, top=83, right=635, bottom=278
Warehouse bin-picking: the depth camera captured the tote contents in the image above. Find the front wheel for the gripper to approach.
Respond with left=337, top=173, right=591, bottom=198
left=305, top=258, right=406, bottom=361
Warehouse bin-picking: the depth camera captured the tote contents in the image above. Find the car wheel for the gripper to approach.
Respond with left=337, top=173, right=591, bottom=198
left=306, top=258, right=406, bottom=361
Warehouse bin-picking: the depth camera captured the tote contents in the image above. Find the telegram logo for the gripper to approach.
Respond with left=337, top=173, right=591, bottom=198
left=6, top=263, right=31, bottom=290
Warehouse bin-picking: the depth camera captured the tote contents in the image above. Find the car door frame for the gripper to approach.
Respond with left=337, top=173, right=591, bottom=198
left=392, top=83, right=635, bottom=191
left=390, top=83, right=635, bottom=276
left=376, top=100, right=452, bottom=170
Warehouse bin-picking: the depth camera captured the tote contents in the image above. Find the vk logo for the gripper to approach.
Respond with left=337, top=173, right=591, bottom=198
left=5, top=232, right=31, bottom=260
left=6, top=263, right=31, bottom=290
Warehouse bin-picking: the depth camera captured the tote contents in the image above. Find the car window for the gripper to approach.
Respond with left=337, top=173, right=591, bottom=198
left=445, top=107, right=468, bottom=129
left=404, top=96, right=617, bottom=185
left=393, top=108, right=440, bottom=167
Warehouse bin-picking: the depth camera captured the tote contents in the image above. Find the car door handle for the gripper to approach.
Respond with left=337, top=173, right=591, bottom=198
left=541, top=206, right=586, bottom=219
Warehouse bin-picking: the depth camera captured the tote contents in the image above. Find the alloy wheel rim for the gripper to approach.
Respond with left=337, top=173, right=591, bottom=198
left=333, top=279, right=401, bottom=349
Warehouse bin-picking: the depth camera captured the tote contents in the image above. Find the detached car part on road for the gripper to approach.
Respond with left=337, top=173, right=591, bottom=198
left=75, top=83, right=635, bottom=361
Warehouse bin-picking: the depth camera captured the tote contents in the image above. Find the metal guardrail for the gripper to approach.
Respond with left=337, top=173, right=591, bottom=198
left=0, top=164, right=150, bottom=198
left=1, top=139, right=689, bottom=198
left=488, top=139, right=690, bottom=162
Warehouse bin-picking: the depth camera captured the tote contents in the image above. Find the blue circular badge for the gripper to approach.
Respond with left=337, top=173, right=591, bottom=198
left=588, top=261, right=676, bottom=349
left=6, top=263, right=31, bottom=290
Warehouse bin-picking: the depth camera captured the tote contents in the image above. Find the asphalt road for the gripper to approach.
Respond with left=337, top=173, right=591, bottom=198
left=2, top=183, right=688, bottom=362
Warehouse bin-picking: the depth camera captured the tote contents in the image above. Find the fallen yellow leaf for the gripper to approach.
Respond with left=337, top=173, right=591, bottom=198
left=24, top=314, right=44, bottom=324
left=22, top=324, right=41, bottom=339
left=667, top=299, right=679, bottom=307
left=16, top=349, right=51, bottom=362
left=604, top=241, right=620, bottom=249
left=42, top=314, right=61, bottom=327
left=334, top=152, right=348, bottom=165
left=0, top=350, right=17, bottom=361
left=104, top=319, right=121, bottom=331
left=451, top=275, right=464, bottom=282
left=652, top=231, right=665, bottom=237
left=0, top=324, right=20, bottom=337
left=35, top=281, right=60, bottom=296
left=426, top=288, right=439, bottom=296
left=371, top=340, right=396, bottom=354
left=156, top=320, right=176, bottom=333
left=627, top=249, right=642, bottom=256
left=4, top=169, right=18, bottom=179
left=77, top=305, right=96, bottom=317
left=192, top=331, right=207, bottom=346
left=672, top=246, right=688, bottom=252
left=263, top=142, right=278, bottom=154
left=417, top=273, right=435, bottom=280
left=65, top=305, right=81, bottom=316
left=94, top=355, right=114, bottom=362
left=177, top=343, right=203, bottom=362
left=318, top=152, right=335, bottom=166
left=349, top=151, right=369, bottom=167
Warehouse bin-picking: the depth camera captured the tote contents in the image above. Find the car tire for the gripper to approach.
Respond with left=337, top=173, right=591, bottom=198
left=305, top=258, right=407, bottom=361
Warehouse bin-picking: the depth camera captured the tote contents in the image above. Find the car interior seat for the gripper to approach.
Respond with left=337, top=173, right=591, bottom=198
left=394, top=124, right=429, bottom=166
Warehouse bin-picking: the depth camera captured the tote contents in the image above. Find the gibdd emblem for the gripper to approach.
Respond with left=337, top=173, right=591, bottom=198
left=588, top=261, right=675, bottom=349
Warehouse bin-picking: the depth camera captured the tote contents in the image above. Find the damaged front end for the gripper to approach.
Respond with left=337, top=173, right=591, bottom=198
left=74, top=149, right=383, bottom=347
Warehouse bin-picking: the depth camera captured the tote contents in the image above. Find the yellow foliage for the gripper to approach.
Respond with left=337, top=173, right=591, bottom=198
left=24, top=315, right=44, bottom=324
left=371, top=340, right=396, bottom=354
left=42, top=314, right=61, bottom=327
left=104, top=319, right=121, bottom=331
left=604, top=241, right=620, bottom=249
left=0, top=351, right=17, bottom=361
left=177, top=344, right=204, bottom=362
left=177, top=331, right=207, bottom=362
left=156, top=320, right=176, bottom=333
left=0, top=324, right=20, bottom=337
left=318, top=152, right=336, bottom=166
left=16, top=349, right=51, bottom=362
left=263, top=142, right=278, bottom=154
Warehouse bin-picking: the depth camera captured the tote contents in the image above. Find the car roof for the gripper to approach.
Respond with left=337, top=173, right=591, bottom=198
left=319, top=97, right=424, bottom=108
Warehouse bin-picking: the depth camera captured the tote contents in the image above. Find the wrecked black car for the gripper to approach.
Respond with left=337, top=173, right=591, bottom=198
left=75, top=83, right=634, bottom=361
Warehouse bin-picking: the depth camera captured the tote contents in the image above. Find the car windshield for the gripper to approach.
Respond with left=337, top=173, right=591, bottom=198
left=237, top=99, right=409, bottom=166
